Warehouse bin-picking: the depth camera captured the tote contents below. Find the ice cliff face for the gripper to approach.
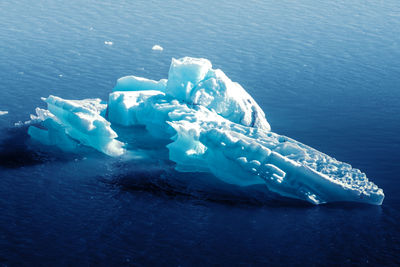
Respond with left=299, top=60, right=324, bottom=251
left=27, top=57, right=384, bottom=205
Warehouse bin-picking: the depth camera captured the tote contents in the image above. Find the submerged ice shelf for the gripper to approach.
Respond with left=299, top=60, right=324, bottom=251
left=27, top=57, right=384, bottom=205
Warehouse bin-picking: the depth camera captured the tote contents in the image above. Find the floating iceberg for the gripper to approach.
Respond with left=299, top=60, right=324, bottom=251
left=0, top=110, right=8, bottom=116
left=27, top=57, right=384, bottom=205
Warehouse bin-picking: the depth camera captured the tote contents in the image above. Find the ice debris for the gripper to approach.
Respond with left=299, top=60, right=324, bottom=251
left=104, top=41, right=113, bottom=46
left=0, top=111, right=8, bottom=116
left=152, top=45, right=163, bottom=51
left=27, top=57, right=384, bottom=205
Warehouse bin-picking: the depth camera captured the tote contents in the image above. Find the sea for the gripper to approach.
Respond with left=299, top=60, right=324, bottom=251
left=0, top=0, right=399, bottom=266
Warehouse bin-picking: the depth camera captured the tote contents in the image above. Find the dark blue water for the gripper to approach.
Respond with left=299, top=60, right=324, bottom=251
left=1, top=0, right=399, bottom=265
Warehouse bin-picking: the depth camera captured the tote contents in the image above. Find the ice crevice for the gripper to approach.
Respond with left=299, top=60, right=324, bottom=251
left=26, top=57, right=384, bottom=205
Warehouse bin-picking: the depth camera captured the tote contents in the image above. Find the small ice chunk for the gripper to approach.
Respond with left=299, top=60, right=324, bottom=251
left=0, top=111, right=8, bottom=116
left=104, top=41, right=113, bottom=46
left=152, top=45, right=163, bottom=51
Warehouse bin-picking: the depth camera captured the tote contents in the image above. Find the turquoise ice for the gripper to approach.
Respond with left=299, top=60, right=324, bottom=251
left=27, top=57, right=384, bottom=205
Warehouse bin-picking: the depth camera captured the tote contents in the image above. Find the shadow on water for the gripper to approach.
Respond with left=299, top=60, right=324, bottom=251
left=99, top=160, right=315, bottom=208
left=0, top=126, right=47, bottom=168
left=0, top=126, right=78, bottom=169
left=0, top=126, right=383, bottom=210
left=113, top=174, right=383, bottom=209
left=321, top=201, right=383, bottom=210
left=99, top=160, right=384, bottom=209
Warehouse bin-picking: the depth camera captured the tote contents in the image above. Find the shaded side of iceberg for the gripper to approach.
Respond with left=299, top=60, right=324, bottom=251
left=26, top=57, right=384, bottom=205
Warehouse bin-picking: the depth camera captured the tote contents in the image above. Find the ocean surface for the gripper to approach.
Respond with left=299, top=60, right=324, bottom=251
left=1, top=0, right=399, bottom=265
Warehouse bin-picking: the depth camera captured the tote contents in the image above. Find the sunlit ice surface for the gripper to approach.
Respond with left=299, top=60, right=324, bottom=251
left=26, top=57, right=384, bottom=205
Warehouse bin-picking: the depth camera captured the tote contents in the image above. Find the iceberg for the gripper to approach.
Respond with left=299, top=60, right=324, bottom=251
left=27, top=57, right=384, bottom=205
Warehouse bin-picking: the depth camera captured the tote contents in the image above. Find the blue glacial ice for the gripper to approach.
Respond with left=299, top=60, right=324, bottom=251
left=27, top=57, right=384, bottom=205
